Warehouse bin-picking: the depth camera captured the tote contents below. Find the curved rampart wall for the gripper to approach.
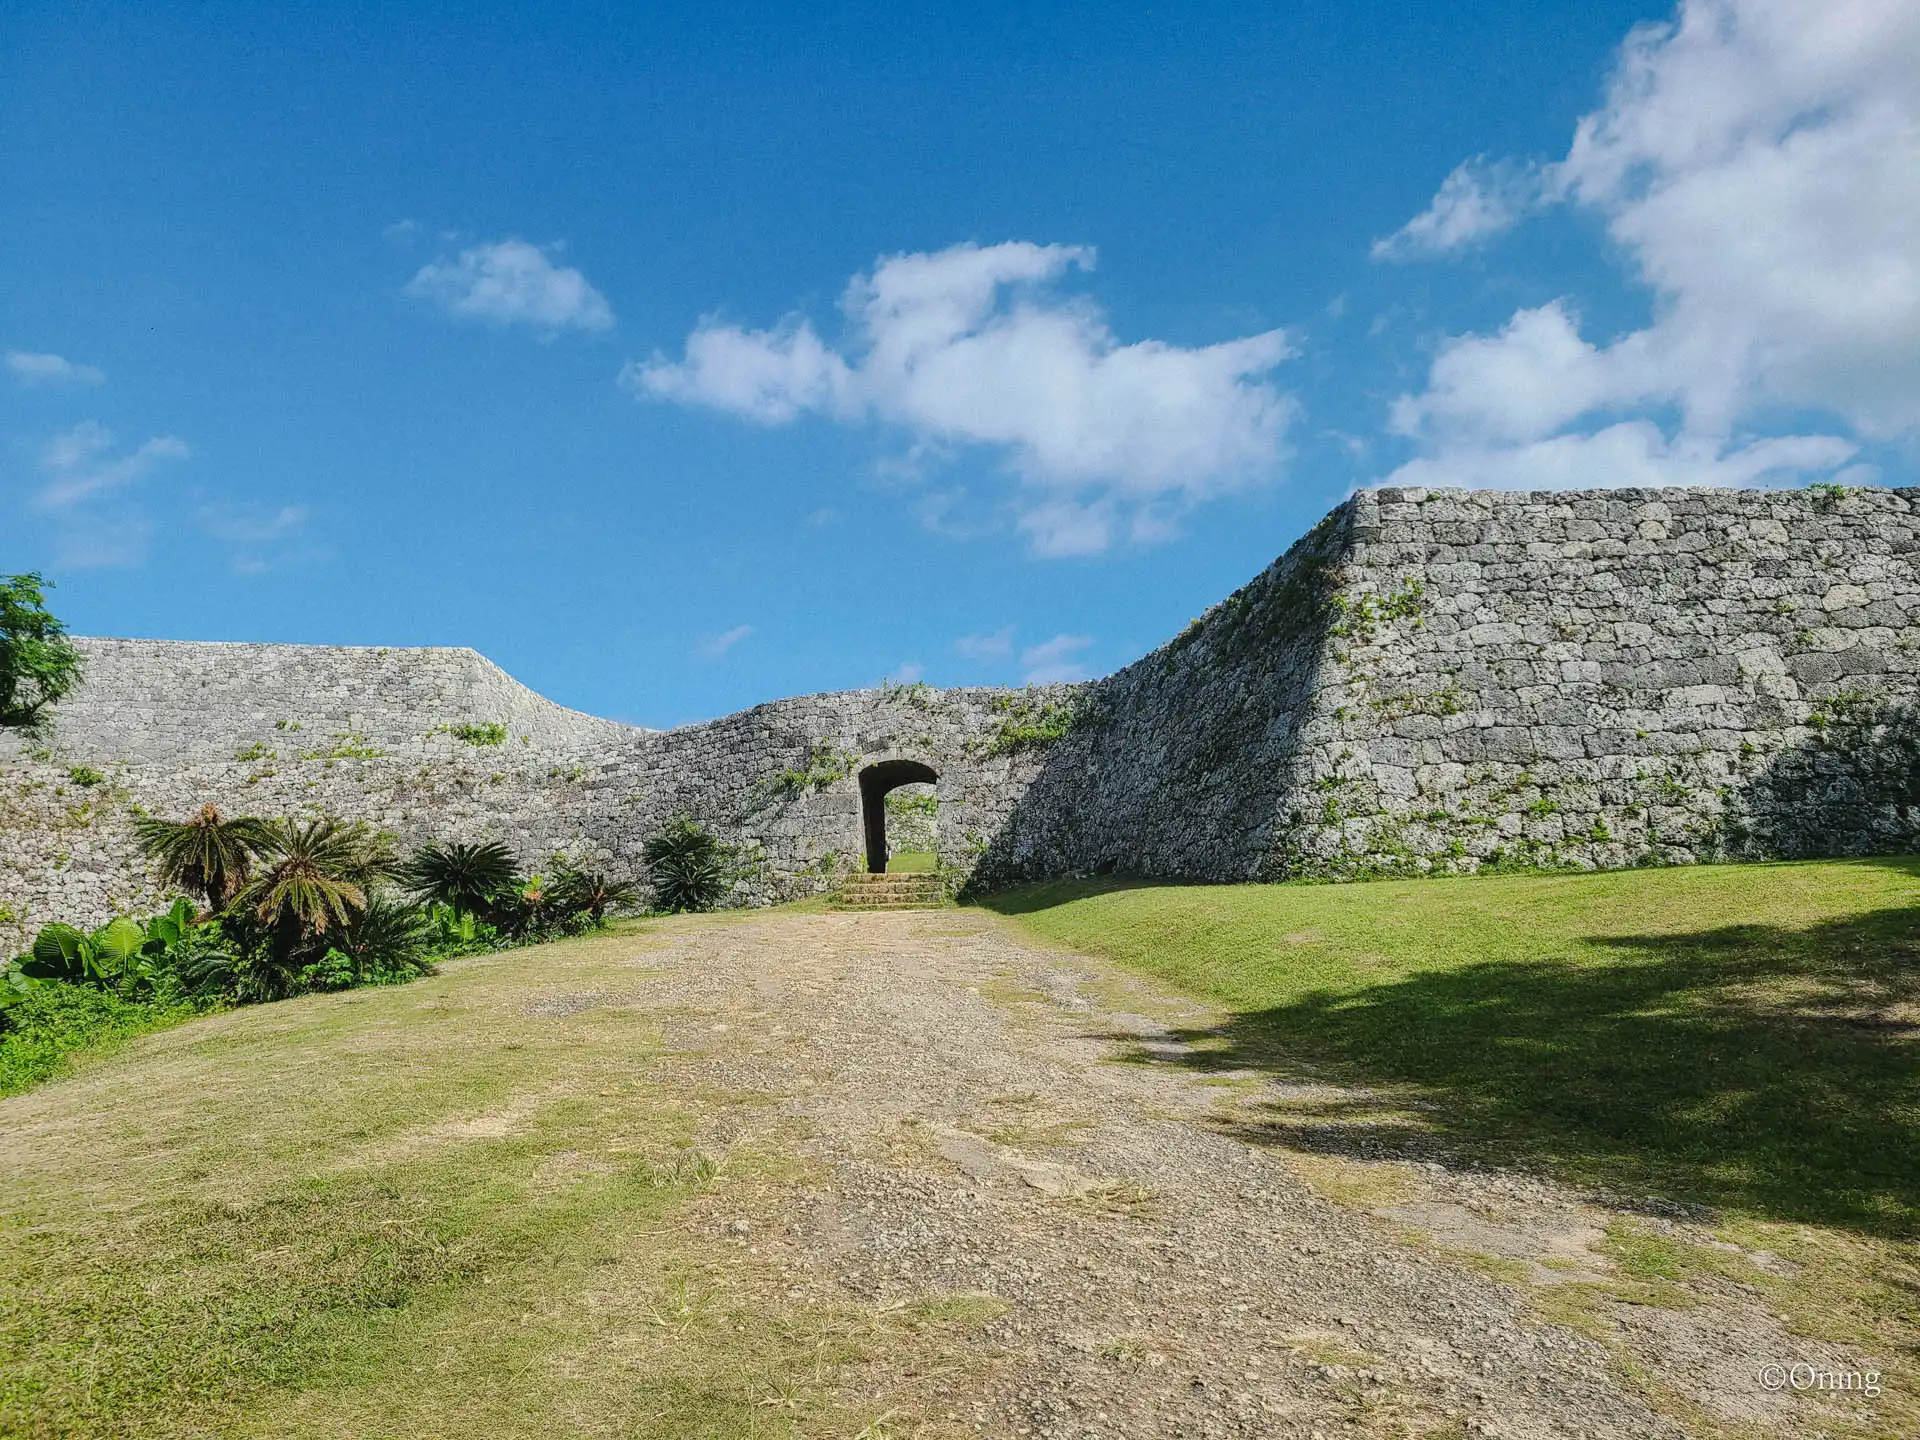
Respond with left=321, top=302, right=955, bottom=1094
left=0, top=641, right=1069, bottom=949
left=7, top=484, right=1918, bottom=949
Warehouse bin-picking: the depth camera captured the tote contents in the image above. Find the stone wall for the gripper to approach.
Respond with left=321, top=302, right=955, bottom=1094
left=977, top=484, right=1920, bottom=885
left=0, top=640, right=1072, bottom=950
left=7, top=485, right=1918, bottom=949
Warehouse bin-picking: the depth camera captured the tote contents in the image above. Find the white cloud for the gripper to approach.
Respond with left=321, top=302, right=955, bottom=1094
left=199, top=503, right=311, bottom=570
left=885, top=661, right=925, bottom=684
left=7, top=350, right=104, bottom=386
left=629, top=241, right=1296, bottom=553
left=1372, top=157, right=1545, bottom=259
left=37, top=421, right=188, bottom=509
left=955, top=627, right=1014, bottom=662
left=699, top=624, right=753, bottom=659
left=638, top=317, right=852, bottom=422
left=1020, top=633, right=1094, bottom=685
left=1385, top=422, right=1856, bottom=492
left=1390, top=303, right=1667, bottom=445
left=406, top=240, right=615, bottom=334
left=1382, top=0, right=1920, bottom=490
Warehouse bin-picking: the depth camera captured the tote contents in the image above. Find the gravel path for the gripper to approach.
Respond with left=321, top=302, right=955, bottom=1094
left=600, top=909, right=1698, bottom=1439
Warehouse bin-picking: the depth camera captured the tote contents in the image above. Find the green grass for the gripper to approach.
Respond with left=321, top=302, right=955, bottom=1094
left=984, top=858, right=1920, bottom=1237
left=886, top=850, right=938, bottom=873
left=0, top=928, right=994, bottom=1437
left=0, top=983, right=216, bottom=1097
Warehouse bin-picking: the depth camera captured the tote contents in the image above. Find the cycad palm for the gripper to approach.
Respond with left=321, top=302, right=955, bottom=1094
left=395, top=839, right=518, bottom=918
left=243, top=818, right=386, bottom=940
left=551, top=863, right=639, bottom=923
left=130, top=803, right=278, bottom=911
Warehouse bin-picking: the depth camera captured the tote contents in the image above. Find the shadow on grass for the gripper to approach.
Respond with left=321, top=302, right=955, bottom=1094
left=1092, top=903, right=1920, bottom=1237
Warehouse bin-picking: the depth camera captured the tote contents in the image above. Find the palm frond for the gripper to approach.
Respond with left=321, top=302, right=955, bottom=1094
left=130, top=803, right=278, bottom=910
left=394, top=839, right=519, bottom=917
left=241, top=817, right=373, bottom=938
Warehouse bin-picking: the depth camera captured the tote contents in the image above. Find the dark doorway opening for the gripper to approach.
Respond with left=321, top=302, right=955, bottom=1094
left=859, top=759, right=938, bottom=873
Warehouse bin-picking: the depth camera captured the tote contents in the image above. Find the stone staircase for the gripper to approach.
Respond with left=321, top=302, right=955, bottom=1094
left=828, top=873, right=950, bottom=911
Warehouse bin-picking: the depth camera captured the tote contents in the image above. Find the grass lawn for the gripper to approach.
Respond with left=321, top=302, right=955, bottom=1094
left=887, top=850, right=939, bottom=873
left=0, top=926, right=986, bottom=1438
left=983, top=857, right=1920, bottom=1235
left=984, top=858, right=1920, bottom=1425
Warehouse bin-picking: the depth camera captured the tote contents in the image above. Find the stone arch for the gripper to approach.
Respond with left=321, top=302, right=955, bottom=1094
left=859, top=758, right=939, bottom=873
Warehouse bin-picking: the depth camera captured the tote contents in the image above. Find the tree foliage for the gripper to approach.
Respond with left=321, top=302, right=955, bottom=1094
left=644, top=818, right=729, bottom=913
left=0, top=573, right=84, bottom=732
left=131, top=803, right=279, bottom=911
left=395, top=839, right=518, bottom=919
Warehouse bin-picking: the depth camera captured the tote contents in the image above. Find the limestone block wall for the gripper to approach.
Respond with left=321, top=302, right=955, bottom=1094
left=978, top=484, right=1920, bottom=885
left=0, top=639, right=1068, bottom=950
left=7, top=484, right=1918, bottom=949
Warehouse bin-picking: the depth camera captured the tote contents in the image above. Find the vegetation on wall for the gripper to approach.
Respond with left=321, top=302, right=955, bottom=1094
left=774, top=741, right=859, bottom=794
left=975, top=690, right=1104, bottom=757
left=432, top=720, right=508, bottom=746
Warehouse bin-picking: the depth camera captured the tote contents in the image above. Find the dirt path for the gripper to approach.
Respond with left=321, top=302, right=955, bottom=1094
left=601, top=909, right=1702, bottom=1440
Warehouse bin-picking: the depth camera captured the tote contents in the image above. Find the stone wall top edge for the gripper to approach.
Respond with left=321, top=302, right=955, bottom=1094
left=1363, top=482, right=1917, bottom=507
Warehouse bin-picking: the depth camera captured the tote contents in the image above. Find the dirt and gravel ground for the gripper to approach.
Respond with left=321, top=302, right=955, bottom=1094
left=560, top=907, right=1878, bottom=1440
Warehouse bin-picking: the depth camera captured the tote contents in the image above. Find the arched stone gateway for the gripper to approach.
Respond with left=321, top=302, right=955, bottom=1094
left=858, top=759, right=938, bottom=873
left=9, top=486, right=1920, bottom=948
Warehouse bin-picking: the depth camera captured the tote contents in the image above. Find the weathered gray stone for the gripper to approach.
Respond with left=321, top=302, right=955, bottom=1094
left=6, top=484, right=1919, bottom=945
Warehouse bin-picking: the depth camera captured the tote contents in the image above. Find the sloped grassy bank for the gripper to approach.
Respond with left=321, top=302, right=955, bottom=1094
left=982, top=858, right=1920, bottom=1232
left=0, top=925, right=986, bottom=1438
left=982, top=858, right=1920, bottom=1431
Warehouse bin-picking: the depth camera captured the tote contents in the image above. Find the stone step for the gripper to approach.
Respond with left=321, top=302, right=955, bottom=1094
left=828, top=873, right=949, bottom=910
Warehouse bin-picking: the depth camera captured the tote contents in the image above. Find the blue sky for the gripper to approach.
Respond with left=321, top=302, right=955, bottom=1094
left=4, top=1, right=1915, bottom=727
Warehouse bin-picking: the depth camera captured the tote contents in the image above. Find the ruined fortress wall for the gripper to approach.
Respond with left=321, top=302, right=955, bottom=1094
left=6, top=484, right=1917, bottom=948
left=0, top=640, right=1063, bottom=950
left=45, top=639, right=637, bottom=762
left=979, top=484, right=1920, bottom=886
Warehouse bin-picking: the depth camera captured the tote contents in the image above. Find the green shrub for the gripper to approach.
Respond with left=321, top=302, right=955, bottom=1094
left=66, top=765, right=105, bottom=788
left=0, top=976, right=209, bottom=1096
left=447, top=721, right=507, bottom=746
left=644, top=819, right=729, bottom=913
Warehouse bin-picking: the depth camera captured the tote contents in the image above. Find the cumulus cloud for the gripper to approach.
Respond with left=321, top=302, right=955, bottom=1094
left=1385, top=423, right=1857, bottom=492
left=1381, top=0, right=1919, bottom=491
left=955, top=627, right=1014, bottom=662
left=37, top=421, right=189, bottom=509
left=699, top=624, right=754, bottom=659
left=7, top=350, right=105, bottom=386
left=1020, top=633, right=1094, bottom=685
left=629, top=241, right=1296, bottom=553
left=406, top=240, right=615, bottom=333
left=1372, top=158, right=1545, bottom=259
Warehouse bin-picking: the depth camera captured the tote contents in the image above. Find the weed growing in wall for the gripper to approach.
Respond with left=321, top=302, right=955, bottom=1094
left=299, top=732, right=387, bottom=762
left=774, top=742, right=859, bottom=795
left=432, top=721, right=508, bottom=746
